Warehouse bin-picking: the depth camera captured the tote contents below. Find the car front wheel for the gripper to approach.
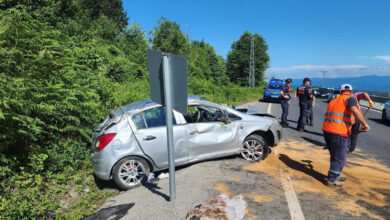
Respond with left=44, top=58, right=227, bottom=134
left=112, top=156, right=150, bottom=190
left=382, top=109, right=387, bottom=121
left=241, top=135, right=268, bottom=162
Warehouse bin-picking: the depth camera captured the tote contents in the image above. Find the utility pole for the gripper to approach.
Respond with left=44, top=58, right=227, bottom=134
left=321, top=70, right=327, bottom=88
left=249, top=35, right=255, bottom=87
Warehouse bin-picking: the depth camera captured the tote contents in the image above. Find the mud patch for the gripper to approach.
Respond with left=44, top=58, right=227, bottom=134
left=232, top=176, right=243, bottom=181
left=243, top=139, right=390, bottom=220
left=214, top=182, right=231, bottom=197
left=246, top=193, right=279, bottom=203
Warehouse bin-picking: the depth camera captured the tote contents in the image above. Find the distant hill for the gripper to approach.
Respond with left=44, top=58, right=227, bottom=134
left=290, top=75, right=390, bottom=93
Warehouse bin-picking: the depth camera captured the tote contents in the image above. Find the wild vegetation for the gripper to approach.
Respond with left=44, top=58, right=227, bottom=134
left=0, top=0, right=269, bottom=218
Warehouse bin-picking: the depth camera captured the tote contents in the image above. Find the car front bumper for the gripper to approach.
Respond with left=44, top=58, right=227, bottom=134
left=270, top=122, right=283, bottom=146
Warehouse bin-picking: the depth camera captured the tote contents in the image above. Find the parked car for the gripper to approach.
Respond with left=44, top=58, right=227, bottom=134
left=263, top=79, right=284, bottom=102
left=382, top=100, right=390, bottom=122
left=318, top=87, right=334, bottom=98
left=327, top=90, right=340, bottom=102
left=92, top=96, right=282, bottom=190
left=313, top=88, right=320, bottom=97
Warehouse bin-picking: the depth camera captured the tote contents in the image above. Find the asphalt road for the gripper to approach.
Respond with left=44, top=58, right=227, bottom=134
left=257, top=98, right=390, bottom=167
left=90, top=98, right=390, bottom=220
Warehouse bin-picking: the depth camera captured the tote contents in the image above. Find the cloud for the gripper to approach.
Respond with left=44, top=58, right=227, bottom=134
left=373, top=55, right=390, bottom=62
left=266, top=64, right=390, bottom=79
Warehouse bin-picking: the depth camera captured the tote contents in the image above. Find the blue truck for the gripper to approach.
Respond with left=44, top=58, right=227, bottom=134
left=263, top=79, right=284, bottom=102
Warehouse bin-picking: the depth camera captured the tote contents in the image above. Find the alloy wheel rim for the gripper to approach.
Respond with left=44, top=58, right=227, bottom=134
left=241, top=140, right=264, bottom=161
left=118, top=160, right=146, bottom=186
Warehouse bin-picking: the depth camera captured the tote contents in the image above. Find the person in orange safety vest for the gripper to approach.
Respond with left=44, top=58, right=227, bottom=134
left=322, top=84, right=370, bottom=187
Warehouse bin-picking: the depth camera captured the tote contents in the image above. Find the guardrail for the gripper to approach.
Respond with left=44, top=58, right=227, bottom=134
left=360, top=100, right=386, bottom=111
left=371, top=96, right=390, bottom=104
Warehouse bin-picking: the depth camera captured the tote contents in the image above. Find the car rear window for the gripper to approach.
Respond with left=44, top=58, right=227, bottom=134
left=143, top=107, right=176, bottom=128
left=132, top=113, right=146, bottom=129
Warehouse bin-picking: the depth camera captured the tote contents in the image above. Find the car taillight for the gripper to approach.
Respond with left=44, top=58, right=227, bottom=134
left=95, top=133, right=116, bottom=152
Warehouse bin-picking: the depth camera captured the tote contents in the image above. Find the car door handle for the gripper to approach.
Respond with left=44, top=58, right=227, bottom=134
left=143, top=135, right=156, bottom=141
left=189, top=130, right=198, bottom=135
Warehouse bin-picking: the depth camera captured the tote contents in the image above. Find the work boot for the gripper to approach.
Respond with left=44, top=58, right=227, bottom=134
left=326, top=180, right=343, bottom=187
left=336, top=174, right=347, bottom=181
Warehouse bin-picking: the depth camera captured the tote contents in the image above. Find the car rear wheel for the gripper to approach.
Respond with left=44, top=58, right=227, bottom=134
left=241, top=135, right=268, bottom=162
left=113, top=156, right=150, bottom=190
left=382, top=109, right=387, bottom=121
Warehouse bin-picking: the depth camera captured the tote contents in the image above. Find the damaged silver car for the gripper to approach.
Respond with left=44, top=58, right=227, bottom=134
left=92, top=96, right=282, bottom=190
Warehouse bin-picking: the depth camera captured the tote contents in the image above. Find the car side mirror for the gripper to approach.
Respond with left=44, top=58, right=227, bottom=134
left=218, top=116, right=231, bottom=124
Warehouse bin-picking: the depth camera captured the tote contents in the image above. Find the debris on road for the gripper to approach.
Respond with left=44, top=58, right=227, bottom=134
left=186, top=194, right=247, bottom=220
left=158, top=173, right=169, bottom=179
left=102, top=188, right=118, bottom=194
left=147, top=172, right=156, bottom=183
left=82, top=188, right=90, bottom=194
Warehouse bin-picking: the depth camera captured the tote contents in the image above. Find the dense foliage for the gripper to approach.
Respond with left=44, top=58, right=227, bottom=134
left=227, top=31, right=270, bottom=86
left=0, top=0, right=267, bottom=218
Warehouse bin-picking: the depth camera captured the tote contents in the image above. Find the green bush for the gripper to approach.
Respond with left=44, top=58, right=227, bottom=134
left=0, top=1, right=267, bottom=219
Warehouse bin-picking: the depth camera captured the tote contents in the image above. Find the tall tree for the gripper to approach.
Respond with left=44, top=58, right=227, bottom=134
left=188, top=40, right=227, bottom=83
left=79, top=0, right=128, bottom=31
left=226, top=31, right=270, bottom=86
left=151, top=17, right=189, bottom=56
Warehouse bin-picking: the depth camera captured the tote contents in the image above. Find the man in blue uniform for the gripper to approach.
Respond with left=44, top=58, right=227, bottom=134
left=294, top=78, right=315, bottom=132
left=280, top=78, right=292, bottom=127
left=307, top=80, right=314, bottom=126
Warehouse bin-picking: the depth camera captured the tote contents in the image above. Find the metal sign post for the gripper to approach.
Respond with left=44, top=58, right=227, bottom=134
left=162, top=53, right=176, bottom=201
left=147, top=49, right=187, bottom=202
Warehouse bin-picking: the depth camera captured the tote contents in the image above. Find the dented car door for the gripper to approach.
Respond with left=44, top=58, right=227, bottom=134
left=186, top=105, right=237, bottom=162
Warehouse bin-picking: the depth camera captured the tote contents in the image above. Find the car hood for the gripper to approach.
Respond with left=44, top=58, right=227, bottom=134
left=236, top=108, right=276, bottom=118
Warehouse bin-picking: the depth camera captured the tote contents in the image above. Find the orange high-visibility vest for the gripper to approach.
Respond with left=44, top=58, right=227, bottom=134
left=322, top=94, right=356, bottom=136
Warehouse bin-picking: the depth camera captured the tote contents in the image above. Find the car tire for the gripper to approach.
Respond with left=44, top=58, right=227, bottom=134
left=382, top=109, right=387, bottom=121
left=241, top=135, right=268, bottom=162
left=112, top=156, right=150, bottom=190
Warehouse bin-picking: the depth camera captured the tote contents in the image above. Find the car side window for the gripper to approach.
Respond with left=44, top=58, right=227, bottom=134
left=227, top=112, right=241, bottom=121
left=184, top=105, right=224, bottom=123
left=143, top=107, right=176, bottom=128
left=132, top=113, right=146, bottom=129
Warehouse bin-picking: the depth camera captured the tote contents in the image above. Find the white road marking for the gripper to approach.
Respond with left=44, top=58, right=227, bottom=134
left=280, top=170, right=305, bottom=220
left=267, top=103, right=272, bottom=114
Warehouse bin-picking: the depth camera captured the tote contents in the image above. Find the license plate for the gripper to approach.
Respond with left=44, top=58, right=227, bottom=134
left=272, top=95, right=279, bottom=98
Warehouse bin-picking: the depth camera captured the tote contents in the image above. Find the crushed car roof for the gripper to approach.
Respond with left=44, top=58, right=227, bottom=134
left=120, top=95, right=205, bottom=112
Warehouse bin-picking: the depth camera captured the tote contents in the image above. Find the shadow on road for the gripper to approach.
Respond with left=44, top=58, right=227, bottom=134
left=278, top=154, right=327, bottom=184
left=301, top=137, right=325, bottom=147
left=82, top=203, right=134, bottom=220
left=287, top=119, right=298, bottom=124
left=368, top=118, right=390, bottom=126
left=93, top=175, right=117, bottom=190
left=144, top=182, right=170, bottom=201
left=303, top=130, right=324, bottom=137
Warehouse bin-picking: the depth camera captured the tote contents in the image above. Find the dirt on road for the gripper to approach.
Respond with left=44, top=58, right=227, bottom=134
left=90, top=138, right=390, bottom=220
left=244, top=138, right=390, bottom=220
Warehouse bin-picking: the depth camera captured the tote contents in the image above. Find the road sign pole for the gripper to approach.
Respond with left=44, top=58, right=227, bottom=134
left=162, top=53, right=176, bottom=201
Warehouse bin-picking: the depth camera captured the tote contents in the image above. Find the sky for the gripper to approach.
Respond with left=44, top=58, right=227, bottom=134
left=123, top=0, right=390, bottom=79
